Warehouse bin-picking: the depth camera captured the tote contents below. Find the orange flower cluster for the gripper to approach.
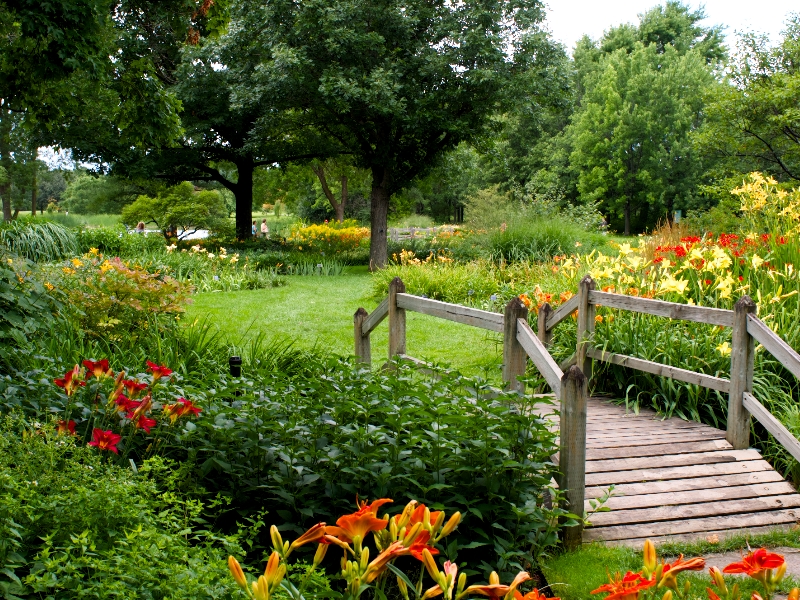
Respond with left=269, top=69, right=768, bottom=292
left=591, top=540, right=797, bottom=600
left=228, top=498, right=558, bottom=600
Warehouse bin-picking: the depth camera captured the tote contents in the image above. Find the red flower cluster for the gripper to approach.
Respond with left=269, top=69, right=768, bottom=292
left=163, top=397, right=202, bottom=422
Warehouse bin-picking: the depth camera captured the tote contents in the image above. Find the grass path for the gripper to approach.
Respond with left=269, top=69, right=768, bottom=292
left=186, top=267, right=503, bottom=378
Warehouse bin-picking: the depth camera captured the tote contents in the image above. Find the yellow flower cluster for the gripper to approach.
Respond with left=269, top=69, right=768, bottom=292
left=734, top=172, right=800, bottom=236
left=393, top=249, right=454, bottom=266
left=289, top=223, right=369, bottom=253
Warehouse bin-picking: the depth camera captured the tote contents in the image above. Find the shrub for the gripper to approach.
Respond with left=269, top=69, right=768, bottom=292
left=175, top=357, right=563, bottom=575
left=482, top=219, right=607, bottom=263
left=0, top=417, right=242, bottom=599
left=0, top=220, right=78, bottom=262
left=76, top=224, right=166, bottom=255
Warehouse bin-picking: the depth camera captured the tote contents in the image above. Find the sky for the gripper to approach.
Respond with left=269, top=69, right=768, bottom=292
left=545, top=0, right=797, bottom=52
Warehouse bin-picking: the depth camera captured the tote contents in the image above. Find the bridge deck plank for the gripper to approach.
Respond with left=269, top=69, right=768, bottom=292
left=570, top=398, right=800, bottom=544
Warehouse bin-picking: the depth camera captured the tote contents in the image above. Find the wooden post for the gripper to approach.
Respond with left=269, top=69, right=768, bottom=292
left=354, top=307, right=371, bottom=367
left=538, top=302, right=554, bottom=347
left=576, top=275, right=596, bottom=380
left=728, top=295, right=757, bottom=449
left=388, top=277, right=406, bottom=359
left=503, top=297, right=529, bottom=393
left=559, top=365, right=588, bottom=550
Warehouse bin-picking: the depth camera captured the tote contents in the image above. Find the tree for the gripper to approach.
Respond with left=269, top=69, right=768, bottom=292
left=569, top=43, right=713, bottom=234
left=121, top=182, right=229, bottom=239
left=696, top=16, right=800, bottom=184
left=232, top=0, right=554, bottom=268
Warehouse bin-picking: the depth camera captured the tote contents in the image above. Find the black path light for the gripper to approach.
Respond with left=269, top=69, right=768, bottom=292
left=229, top=356, right=242, bottom=378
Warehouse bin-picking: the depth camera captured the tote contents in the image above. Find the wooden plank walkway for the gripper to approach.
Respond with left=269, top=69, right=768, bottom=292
left=544, top=398, right=800, bottom=546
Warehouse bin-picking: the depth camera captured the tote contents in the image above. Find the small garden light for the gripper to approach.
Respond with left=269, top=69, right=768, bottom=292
left=229, top=356, right=242, bottom=378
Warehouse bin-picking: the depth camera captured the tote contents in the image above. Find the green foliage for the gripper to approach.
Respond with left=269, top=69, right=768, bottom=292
left=0, top=417, right=243, bottom=599
left=0, top=250, right=62, bottom=368
left=484, top=219, right=607, bottom=263
left=75, top=224, right=166, bottom=255
left=121, top=182, right=229, bottom=237
left=570, top=42, right=713, bottom=234
left=0, top=219, right=78, bottom=261
left=696, top=15, right=800, bottom=183
left=61, top=172, right=151, bottom=214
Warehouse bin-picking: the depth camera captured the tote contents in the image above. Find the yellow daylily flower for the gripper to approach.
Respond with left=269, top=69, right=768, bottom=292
left=751, top=254, right=765, bottom=269
left=659, top=275, right=689, bottom=295
left=716, top=342, right=731, bottom=357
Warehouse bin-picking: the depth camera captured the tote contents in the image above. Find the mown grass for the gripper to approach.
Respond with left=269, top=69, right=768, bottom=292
left=542, top=531, right=800, bottom=600
left=185, top=267, right=504, bottom=378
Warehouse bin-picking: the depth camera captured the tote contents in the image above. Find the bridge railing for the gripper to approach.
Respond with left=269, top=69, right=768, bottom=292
left=355, top=274, right=800, bottom=547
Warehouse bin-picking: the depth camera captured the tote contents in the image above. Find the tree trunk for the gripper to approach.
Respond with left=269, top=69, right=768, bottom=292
left=624, top=198, right=631, bottom=236
left=0, top=111, right=11, bottom=222
left=338, top=175, right=347, bottom=222
left=233, top=160, right=254, bottom=240
left=312, top=164, right=346, bottom=222
left=31, top=166, right=37, bottom=216
left=369, top=166, right=391, bottom=271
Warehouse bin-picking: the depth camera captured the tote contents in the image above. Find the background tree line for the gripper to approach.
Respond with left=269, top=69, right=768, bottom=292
left=1, top=0, right=798, bottom=261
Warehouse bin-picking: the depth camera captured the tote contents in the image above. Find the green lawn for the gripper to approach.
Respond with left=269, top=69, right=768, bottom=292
left=186, top=267, right=504, bottom=378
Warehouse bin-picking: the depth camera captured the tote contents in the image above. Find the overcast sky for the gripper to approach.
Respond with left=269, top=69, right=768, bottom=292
left=545, top=0, right=797, bottom=52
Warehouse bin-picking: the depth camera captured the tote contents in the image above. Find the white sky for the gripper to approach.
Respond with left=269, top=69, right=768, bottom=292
left=545, top=0, right=797, bottom=52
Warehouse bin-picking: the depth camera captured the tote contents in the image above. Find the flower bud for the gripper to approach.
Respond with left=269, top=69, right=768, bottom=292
left=775, top=563, right=787, bottom=583
left=432, top=511, right=445, bottom=532
left=403, top=522, right=424, bottom=547
left=313, top=543, right=328, bottom=567
left=439, top=512, right=461, bottom=538
left=270, top=525, right=283, bottom=552
left=788, top=588, right=799, bottom=600
left=457, top=572, right=467, bottom=595
left=489, top=572, right=500, bottom=586
left=661, top=591, right=673, bottom=600
left=228, top=556, right=248, bottom=590
left=422, top=548, right=440, bottom=580
left=390, top=519, right=399, bottom=540
left=643, top=540, right=657, bottom=574
left=397, top=576, right=410, bottom=600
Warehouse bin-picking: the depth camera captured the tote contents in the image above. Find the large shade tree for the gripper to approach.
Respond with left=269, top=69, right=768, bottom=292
left=230, top=0, right=554, bottom=268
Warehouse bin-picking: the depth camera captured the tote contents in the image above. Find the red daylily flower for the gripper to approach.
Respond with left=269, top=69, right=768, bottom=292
left=146, top=360, right=173, bottom=380
left=132, top=415, right=157, bottom=433
left=591, top=571, right=655, bottom=600
left=325, top=497, right=392, bottom=543
left=88, top=428, right=122, bottom=453
left=82, top=359, right=111, bottom=379
left=114, top=394, right=141, bottom=417
left=724, top=548, right=785, bottom=580
left=163, top=398, right=202, bottom=422
left=56, top=419, right=76, bottom=436
left=54, top=365, right=85, bottom=396
left=123, top=379, right=148, bottom=397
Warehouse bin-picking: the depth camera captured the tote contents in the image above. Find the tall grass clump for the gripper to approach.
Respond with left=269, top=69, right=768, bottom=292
left=0, top=220, right=78, bottom=261
left=484, top=218, right=607, bottom=263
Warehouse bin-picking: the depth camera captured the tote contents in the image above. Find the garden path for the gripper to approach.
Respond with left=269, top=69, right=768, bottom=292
left=541, top=398, right=800, bottom=546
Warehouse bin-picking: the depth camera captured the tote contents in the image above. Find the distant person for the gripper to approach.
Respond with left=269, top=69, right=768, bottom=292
left=252, top=220, right=257, bottom=236
left=261, top=219, right=269, bottom=238
left=136, top=221, right=146, bottom=234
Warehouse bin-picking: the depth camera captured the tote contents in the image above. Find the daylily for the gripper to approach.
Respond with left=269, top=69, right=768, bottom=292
left=724, top=548, right=785, bottom=583
left=82, top=359, right=111, bottom=379
left=591, top=571, right=655, bottom=600
left=515, top=590, right=560, bottom=600
left=288, top=522, right=327, bottom=553
left=114, top=394, right=141, bottom=417
left=325, top=497, right=392, bottom=543
left=408, top=529, right=439, bottom=561
left=163, top=397, right=202, bottom=422
left=463, top=571, right=531, bottom=600
left=364, top=541, right=409, bottom=583
left=132, top=415, right=157, bottom=433
left=54, top=365, right=85, bottom=397
left=146, top=360, right=173, bottom=380
left=56, top=419, right=76, bottom=436
left=123, top=379, right=149, bottom=397
left=228, top=556, right=247, bottom=590
left=88, top=428, right=122, bottom=454
left=659, top=555, right=705, bottom=590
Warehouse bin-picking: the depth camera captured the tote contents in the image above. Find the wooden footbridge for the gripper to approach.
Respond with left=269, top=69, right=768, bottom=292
left=355, top=276, right=800, bottom=547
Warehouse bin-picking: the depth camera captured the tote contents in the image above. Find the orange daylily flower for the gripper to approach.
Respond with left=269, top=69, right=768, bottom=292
left=724, top=548, right=784, bottom=581
left=408, top=530, right=439, bottom=561
left=515, top=589, right=560, bottom=600
left=325, top=498, right=392, bottom=543
left=289, top=522, right=327, bottom=551
left=464, top=571, right=531, bottom=600
left=591, top=571, right=655, bottom=600
left=56, top=419, right=76, bottom=436
left=662, top=555, right=705, bottom=576
left=364, top=541, right=409, bottom=583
